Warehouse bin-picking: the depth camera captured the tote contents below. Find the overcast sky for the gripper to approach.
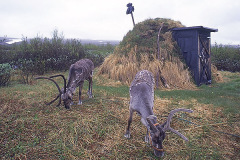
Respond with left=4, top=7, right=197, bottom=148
left=1, top=0, right=240, bottom=44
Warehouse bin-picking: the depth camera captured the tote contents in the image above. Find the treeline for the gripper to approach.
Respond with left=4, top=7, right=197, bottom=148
left=211, top=43, right=240, bottom=72
left=1, top=30, right=239, bottom=86
left=0, top=30, right=115, bottom=85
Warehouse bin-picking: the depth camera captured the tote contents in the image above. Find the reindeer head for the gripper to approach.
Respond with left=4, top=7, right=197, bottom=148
left=35, top=74, right=72, bottom=109
left=147, top=109, right=193, bottom=157
left=60, top=88, right=73, bottom=109
left=146, top=115, right=166, bottom=157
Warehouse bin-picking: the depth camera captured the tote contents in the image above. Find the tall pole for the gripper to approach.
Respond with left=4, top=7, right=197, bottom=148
left=157, top=23, right=164, bottom=60
left=131, top=12, right=135, bottom=27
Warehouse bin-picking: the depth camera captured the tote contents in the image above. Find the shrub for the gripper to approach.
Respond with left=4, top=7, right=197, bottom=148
left=0, top=63, right=12, bottom=86
left=10, top=31, right=86, bottom=84
left=212, top=44, right=240, bottom=72
left=1, top=30, right=115, bottom=84
left=0, top=43, right=15, bottom=64
left=84, top=43, right=114, bottom=66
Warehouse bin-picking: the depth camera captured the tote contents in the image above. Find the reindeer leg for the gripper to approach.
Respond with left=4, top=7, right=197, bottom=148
left=87, top=76, right=93, bottom=98
left=140, top=117, right=150, bottom=143
left=78, top=81, right=84, bottom=105
left=124, top=109, right=133, bottom=139
left=145, top=129, right=150, bottom=143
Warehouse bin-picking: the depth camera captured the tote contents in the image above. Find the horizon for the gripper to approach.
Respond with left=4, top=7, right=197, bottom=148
left=1, top=36, right=240, bottom=46
left=0, top=36, right=120, bottom=46
left=1, top=35, right=239, bottom=46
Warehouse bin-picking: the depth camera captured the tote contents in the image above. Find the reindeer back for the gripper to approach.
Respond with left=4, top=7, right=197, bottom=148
left=129, top=70, right=155, bottom=113
left=130, top=70, right=155, bottom=89
left=67, top=59, right=94, bottom=89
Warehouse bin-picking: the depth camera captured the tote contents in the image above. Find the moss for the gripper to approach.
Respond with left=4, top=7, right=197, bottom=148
left=119, top=18, right=184, bottom=56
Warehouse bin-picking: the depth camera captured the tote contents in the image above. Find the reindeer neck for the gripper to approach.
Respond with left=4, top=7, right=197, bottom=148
left=141, top=107, right=155, bottom=119
left=65, top=79, right=78, bottom=95
left=66, top=64, right=84, bottom=90
left=148, top=116, right=158, bottom=125
left=146, top=115, right=159, bottom=133
left=67, top=79, right=76, bottom=88
left=141, top=110, right=157, bottom=130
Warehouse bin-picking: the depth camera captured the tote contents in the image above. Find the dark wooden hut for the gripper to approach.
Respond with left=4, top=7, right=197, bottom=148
left=172, top=26, right=218, bottom=86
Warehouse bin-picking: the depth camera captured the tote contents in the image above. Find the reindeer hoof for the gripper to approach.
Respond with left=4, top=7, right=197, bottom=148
left=124, top=133, right=131, bottom=139
left=65, top=106, right=70, bottom=109
left=145, top=136, right=149, bottom=143
left=87, top=91, right=93, bottom=98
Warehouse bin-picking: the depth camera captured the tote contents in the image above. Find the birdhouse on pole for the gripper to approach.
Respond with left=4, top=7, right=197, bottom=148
left=126, top=3, right=135, bottom=27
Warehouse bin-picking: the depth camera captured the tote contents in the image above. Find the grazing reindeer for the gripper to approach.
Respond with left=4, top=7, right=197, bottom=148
left=36, top=58, right=94, bottom=109
left=124, top=70, right=193, bottom=157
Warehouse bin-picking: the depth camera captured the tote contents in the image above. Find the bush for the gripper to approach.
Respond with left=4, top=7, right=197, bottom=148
left=212, top=44, right=240, bottom=72
left=0, top=30, right=115, bottom=84
left=0, top=44, right=14, bottom=64
left=84, top=43, right=114, bottom=66
left=9, top=31, right=86, bottom=84
left=0, top=63, right=12, bottom=86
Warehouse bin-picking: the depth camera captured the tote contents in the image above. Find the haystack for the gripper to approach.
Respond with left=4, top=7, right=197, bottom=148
left=98, top=18, right=196, bottom=89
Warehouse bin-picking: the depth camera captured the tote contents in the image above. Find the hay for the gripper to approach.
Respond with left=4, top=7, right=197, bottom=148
left=98, top=18, right=196, bottom=89
left=98, top=48, right=195, bottom=89
left=211, top=65, right=223, bottom=83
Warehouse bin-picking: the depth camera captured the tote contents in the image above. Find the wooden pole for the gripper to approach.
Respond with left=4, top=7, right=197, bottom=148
left=157, top=23, right=164, bottom=60
left=131, top=12, right=135, bottom=27
left=156, top=23, right=169, bottom=89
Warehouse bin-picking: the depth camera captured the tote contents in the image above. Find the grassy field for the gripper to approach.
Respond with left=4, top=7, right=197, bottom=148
left=0, top=70, right=239, bottom=159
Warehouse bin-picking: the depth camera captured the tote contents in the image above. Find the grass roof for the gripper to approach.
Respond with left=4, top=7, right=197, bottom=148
left=98, top=18, right=196, bottom=89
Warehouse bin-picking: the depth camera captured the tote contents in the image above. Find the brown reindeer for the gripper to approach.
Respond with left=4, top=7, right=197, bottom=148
left=124, top=70, right=193, bottom=157
left=36, top=58, right=94, bottom=109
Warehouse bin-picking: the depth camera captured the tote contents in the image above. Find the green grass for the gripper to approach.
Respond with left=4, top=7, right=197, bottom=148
left=0, top=71, right=239, bottom=159
left=155, top=74, right=240, bottom=115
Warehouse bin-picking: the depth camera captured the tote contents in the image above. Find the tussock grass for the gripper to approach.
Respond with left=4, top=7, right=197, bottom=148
left=0, top=71, right=239, bottom=159
left=98, top=50, right=195, bottom=89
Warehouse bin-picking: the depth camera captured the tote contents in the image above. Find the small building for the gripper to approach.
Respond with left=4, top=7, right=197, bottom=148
left=172, top=26, right=218, bottom=86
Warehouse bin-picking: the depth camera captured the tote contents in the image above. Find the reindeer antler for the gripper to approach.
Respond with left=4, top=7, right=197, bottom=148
left=163, top=108, right=193, bottom=141
left=45, top=94, right=60, bottom=106
left=35, top=76, right=62, bottom=107
left=49, top=74, right=67, bottom=93
left=146, top=115, right=160, bottom=136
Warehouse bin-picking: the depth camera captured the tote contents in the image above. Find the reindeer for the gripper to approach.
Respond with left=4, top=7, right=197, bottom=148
left=124, top=70, right=193, bottom=157
left=36, top=58, right=94, bottom=109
